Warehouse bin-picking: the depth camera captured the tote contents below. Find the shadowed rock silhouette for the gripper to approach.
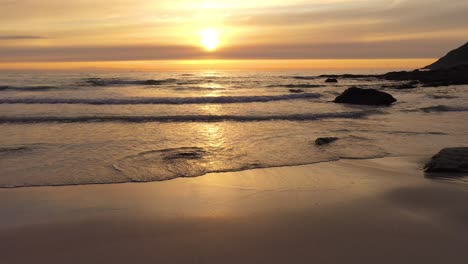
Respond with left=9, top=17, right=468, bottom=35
left=425, top=148, right=468, bottom=173
left=424, top=42, right=468, bottom=70
left=315, top=137, right=339, bottom=145
left=334, top=87, right=397, bottom=106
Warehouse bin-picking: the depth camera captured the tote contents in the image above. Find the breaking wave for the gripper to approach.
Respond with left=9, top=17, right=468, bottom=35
left=173, top=86, right=227, bottom=91
left=267, top=84, right=324, bottom=88
left=420, top=105, right=468, bottom=113
left=82, top=77, right=232, bottom=87
left=429, top=95, right=459, bottom=99
left=113, top=144, right=388, bottom=183
left=84, top=78, right=177, bottom=86
left=113, top=147, right=211, bottom=181
left=0, top=146, right=33, bottom=154
left=0, top=111, right=381, bottom=124
left=0, top=93, right=321, bottom=105
left=0, top=85, right=57, bottom=91
left=291, top=76, right=316, bottom=80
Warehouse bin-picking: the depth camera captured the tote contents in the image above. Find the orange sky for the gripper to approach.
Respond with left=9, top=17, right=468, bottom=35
left=0, top=59, right=436, bottom=71
left=0, top=0, right=467, bottom=70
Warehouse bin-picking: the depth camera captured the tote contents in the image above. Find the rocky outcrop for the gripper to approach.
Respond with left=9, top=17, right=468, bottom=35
left=424, top=42, right=468, bottom=70
left=315, top=137, right=338, bottom=145
left=314, top=66, right=468, bottom=87
left=424, top=147, right=468, bottom=173
left=313, top=42, right=468, bottom=87
left=381, top=65, right=468, bottom=87
left=334, top=87, right=397, bottom=106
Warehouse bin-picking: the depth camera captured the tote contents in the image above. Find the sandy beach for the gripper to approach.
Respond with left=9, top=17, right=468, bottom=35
left=1, top=156, right=467, bottom=264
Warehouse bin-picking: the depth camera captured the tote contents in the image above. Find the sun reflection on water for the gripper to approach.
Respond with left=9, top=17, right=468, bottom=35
left=200, top=104, right=223, bottom=115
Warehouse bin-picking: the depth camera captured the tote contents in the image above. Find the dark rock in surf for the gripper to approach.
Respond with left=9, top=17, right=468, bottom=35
left=334, top=87, right=397, bottom=106
left=424, top=147, right=468, bottom=173
left=289, top=89, right=305, bottom=93
left=315, top=137, right=339, bottom=145
left=325, top=78, right=338, bottom=83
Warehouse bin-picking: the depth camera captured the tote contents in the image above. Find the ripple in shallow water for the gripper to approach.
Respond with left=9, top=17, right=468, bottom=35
left=114, top=147, right=212, bottom=181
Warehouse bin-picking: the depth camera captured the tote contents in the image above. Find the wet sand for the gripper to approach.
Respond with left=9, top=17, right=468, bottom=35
left=1, top=156, right=468, bottom=264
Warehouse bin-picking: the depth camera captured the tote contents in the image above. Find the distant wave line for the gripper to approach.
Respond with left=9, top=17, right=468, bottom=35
left=0, top=111, right=382, bottom=124
left=0, top=85, right=57, bottom=91
left=0, top=93, right=321, bottom=105
left=420, top=105, right=468, bottom=113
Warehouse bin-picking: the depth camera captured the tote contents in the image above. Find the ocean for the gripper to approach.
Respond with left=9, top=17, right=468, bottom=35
left=0, top=70, right=467, bottom=187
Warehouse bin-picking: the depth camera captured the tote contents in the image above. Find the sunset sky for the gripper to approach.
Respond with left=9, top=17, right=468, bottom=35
left=1, top=0, right=467, bottom=70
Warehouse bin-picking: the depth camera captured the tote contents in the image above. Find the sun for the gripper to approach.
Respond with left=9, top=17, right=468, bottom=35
left=200, top=29, right=220, bottom=51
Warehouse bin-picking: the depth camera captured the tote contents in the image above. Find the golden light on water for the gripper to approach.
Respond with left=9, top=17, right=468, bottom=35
left=200, top=29, right=220, bottom=51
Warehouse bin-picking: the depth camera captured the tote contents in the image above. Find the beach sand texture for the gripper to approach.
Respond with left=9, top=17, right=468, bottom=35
left=1, top=156, right=467, bottom=264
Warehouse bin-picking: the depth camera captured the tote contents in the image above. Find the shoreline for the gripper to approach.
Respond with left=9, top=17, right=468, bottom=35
left=0, top=154, right=429, bottom=189
left=2, top=155, right=468, bottom=263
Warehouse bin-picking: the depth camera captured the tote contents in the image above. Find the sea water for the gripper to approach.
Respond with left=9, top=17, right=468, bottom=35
left=0, top=70, right=467, bottom=187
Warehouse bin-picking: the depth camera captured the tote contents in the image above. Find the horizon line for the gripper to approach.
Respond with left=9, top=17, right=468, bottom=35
left=0, top=58, right=436, bottom=71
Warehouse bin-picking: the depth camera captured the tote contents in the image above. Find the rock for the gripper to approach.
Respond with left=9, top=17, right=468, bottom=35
left=289, top=89, right=305, bottom=93
left=424, top=147, right=468, bottom=173
left=315, top=137, right=338, bottom=145
left=334, top=87, right=397, bottom=106
left=325, top=78, right=338, bottom=83
left=383, top=65, right=468, bottom=87
left=424, top=42, right=468, bottom=70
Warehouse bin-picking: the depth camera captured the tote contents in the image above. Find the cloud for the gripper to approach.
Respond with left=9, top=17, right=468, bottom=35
left=0, top=39, right=463, bottom=62
left=0, top=0, right=466, bottom=62
left=227, top=0, right=468, bottom=32
left=0, top=35, right=46, bottom=40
